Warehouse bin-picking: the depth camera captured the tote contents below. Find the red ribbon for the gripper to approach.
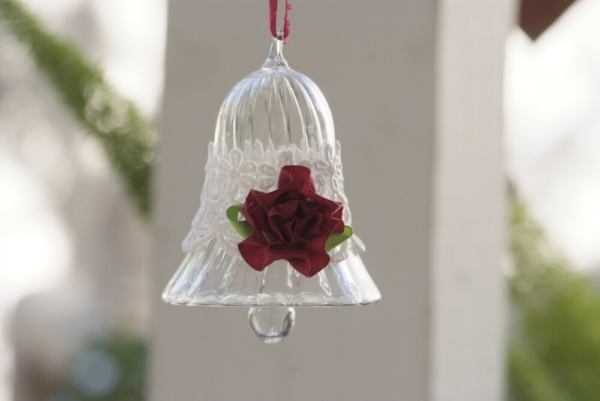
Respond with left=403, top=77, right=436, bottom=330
left=269, top=0, right=291, bottom=41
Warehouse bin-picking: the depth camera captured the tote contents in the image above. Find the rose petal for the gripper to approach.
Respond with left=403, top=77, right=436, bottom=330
left=278, top=219, right=295, bottom=244
left=268, top=241, right=308, bottom=254
left=277, top=167, right=295, bottom=188
left=331, top=218, right=345, bottom=234
left=307, top=233, right=328, bottom=252
left=279, top=165, right=312, bottom=192
left=267, top=215, right=287, bottom=243
left=331, top=202, right=344, bottom=220
left=243, top=194, right=271, bottom=232
left=239, top=165, right=348, bottom=277
left=270, top=200, right=299, bottom=221
left=286, top=255, right=311, bottom=277
left=289, top=252, right=327, bottom=277
left=238, top=235, right=274, bottom=271
left=298, top=212, right=323, bottom=238
left=249, top=178, right=293, bottom=207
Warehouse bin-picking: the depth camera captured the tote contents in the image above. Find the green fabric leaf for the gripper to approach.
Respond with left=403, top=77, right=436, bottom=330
left=325, top=226, right=353, bottom=252
left=226, top=204, right=253, bottom=239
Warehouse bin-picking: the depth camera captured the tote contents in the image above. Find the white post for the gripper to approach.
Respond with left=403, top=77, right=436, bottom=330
left=150, top=1, right=512, bottom=400
left=430, top=1, right=514, bottom=400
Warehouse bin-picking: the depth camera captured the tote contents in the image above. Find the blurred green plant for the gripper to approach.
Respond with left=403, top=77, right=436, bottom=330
left=53, top=335, right=147, bottom=401
left=0, top=2, right=152, bottom=399
left=509, top=198, right=600, bottom=401
left=0, top=0, right=155, bottom=218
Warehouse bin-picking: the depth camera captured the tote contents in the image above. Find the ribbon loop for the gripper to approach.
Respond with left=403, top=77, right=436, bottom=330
left=269, top=0, right=291, bottom=40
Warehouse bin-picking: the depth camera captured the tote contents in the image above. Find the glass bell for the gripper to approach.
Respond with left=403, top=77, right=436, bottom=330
left=162, top=38, right=381, bottom=343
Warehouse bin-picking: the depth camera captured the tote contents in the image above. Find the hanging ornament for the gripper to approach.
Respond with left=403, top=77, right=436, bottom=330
left=162, top=0, right=381, bottom=343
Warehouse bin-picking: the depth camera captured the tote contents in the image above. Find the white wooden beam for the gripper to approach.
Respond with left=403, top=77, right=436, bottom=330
left=430, top=1, right=514, bottom=401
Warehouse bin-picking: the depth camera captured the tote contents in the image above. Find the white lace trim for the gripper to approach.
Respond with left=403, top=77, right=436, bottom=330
left=182, top=138, right=365, bottom=263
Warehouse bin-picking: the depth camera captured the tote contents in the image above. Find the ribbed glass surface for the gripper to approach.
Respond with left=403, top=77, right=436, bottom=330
left=163, top=239, right=380, bottom=306
left=214, top=38, right=335, bottom=154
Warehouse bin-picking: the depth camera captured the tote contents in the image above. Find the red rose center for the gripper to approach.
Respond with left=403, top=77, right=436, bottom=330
left=237, top=165, right=344, bottom=277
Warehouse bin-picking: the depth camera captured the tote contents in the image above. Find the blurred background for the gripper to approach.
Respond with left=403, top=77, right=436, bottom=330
left=1, top=0, right=600, bottom=400
left=0, top=0, right=164, bottom=399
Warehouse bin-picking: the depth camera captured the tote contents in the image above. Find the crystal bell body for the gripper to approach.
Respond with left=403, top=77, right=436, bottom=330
left=162, top=39, right=380, bottom=343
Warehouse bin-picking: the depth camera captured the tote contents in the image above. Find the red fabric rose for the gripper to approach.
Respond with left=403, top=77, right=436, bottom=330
left=238, top=165, right=344, bottom=277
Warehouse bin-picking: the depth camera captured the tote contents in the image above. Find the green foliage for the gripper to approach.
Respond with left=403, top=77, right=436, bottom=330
left=53, top=335, right=147, bottom=401
left=0, top=0, right=155, bottom=218
left=509, top=199, right=600, bottom=401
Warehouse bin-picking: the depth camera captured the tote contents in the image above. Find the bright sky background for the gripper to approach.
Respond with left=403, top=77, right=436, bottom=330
left=505, top=0, right=600, bottom=271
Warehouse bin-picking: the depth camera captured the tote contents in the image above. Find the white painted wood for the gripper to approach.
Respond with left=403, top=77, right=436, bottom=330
left=150, top=1, right=511, bottom=400
left=430, top=1, right=515, bottom=401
